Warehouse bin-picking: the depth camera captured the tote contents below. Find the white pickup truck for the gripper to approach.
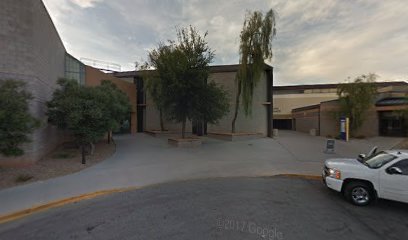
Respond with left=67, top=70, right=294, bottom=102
left=322, top=148, right=408, bottom=206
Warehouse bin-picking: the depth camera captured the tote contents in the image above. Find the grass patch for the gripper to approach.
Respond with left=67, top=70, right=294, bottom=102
left=15, top=174, right=33, bottom=183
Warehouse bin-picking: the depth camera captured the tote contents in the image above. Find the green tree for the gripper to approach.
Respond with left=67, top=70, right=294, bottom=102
left=95, top=80, right=132, bottom=143
left=0, top=80, right=40, bottom=156
left=232, top=9, right=277, bottom=133
left=142, top=54, right=167, bottom=131
left=47, top=79, right=111, bottom=164
left=192, top=81, right=230, bottom=126
left=337, top=74, right=378, bottom=133
left=147, top=26, right=229, bottom=138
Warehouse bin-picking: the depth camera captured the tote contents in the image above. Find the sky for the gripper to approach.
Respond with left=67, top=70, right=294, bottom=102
left=42, top=0, right=408, bottom=85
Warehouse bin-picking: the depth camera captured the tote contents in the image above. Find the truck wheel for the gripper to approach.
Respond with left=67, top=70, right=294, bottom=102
left=344, top=182, right=373, bottom=206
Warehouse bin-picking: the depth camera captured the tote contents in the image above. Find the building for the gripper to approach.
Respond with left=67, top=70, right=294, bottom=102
left=114, top=64, right=274, bottom=137
left=0, top=0, right=136, bottom=166
left=274, top=82, right=408, bottom=137
left=273, top=84, right=339, bottom=129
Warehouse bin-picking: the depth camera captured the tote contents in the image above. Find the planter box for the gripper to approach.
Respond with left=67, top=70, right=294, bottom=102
left=144, top=130, right=174, bottom=137
left=208, top=132, right=263, bottom=141
left=168, top=138, right=202, bottom=147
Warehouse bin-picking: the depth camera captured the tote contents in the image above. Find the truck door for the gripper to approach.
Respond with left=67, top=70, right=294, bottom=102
left=380, top=159, right=408, bottom=203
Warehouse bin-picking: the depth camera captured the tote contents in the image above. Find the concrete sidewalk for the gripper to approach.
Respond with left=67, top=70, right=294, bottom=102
left=0, top=131, right=402, bottom=217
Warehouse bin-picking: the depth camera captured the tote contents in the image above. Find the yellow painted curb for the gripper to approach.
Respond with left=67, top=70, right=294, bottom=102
left=0, top=187, right=137, bottom=225
left=0, top=174, right=321, bottom=225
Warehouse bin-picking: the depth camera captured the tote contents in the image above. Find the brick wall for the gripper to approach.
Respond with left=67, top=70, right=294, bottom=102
left=319, top=101, right=379, bottom=138
left=293, top=107, right=320, bottom=135
left=85, top=66, right=137, bottom=134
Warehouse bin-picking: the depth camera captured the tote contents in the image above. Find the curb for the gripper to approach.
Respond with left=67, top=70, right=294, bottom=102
left=275, top=174, right=321, bottom=180
left=0, top=174, right=321, bottom=225
left=0, top=187, right=136, bottom=225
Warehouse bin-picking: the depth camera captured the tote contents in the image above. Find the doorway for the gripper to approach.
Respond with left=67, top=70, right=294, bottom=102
left=379, top=111, right=406, bottom=137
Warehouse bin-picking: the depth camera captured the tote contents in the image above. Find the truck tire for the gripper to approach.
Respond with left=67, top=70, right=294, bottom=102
left=344, top=181, right=373, bottom=206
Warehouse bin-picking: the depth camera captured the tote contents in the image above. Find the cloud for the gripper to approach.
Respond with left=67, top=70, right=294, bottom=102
left=42, top=0, right=408, bottom=85
left=70, top=0, right=102, bottom=8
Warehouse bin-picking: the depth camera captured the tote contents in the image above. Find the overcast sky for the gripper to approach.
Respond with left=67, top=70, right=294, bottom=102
left=42, top=0, right=408, bottom=85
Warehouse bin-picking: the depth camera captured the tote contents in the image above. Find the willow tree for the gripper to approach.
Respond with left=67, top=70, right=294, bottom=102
left=231, top=9, right=277, bottom=133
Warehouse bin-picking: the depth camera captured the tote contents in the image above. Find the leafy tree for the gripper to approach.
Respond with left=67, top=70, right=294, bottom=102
left=192, top=81, right=230, bottom=126
left=147, top=26, right=229, bottom=138
left=95, top=80, right=131, bottom=143
left=0, top=80, right=40, bottom=156
left=47, top=79, right=111, bottom=164
left=142, top=55, right=167, bottom=131
left=337, top=74, right=378, bottom=133
left=232, top=9, right=277, bottom=133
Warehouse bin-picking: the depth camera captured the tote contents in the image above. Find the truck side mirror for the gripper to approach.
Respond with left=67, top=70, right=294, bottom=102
left=358, top=154, right=366, bottom=160
left=387, top=167, right=402, bottom=175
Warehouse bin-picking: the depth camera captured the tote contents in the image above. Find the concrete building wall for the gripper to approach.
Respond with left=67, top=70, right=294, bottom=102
left=144, top=70, right=269, bottom=135
left=85, top=66, right=137, bottom=134
left=145, top=94, right=192, bottom=132
left=207, top=71, right=268, bottom=135
left=0, top=0, right=67, bottom=165
left=273, top=92, right=337, bottom=119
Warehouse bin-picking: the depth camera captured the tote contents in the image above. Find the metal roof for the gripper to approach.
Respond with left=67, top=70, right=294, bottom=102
left=274, top=81, right=408, bottom=91
left=376, top=97, right=408, bottom=106
left=114, top=63, right=273, bottom=78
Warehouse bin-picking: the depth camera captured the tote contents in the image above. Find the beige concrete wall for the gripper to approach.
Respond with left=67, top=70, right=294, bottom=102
left=145, top=70, right=269, bottom=135
left=145, top=94, right=193, bottom=132
left=207, top=71, right=268, bottom=135
left=0, top=0, right=67, bottom=165
left=273, top=93, right=337, bottom=119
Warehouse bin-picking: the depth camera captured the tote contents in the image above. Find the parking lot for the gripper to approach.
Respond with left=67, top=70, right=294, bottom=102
left=1, top=176, right=407, bottom=240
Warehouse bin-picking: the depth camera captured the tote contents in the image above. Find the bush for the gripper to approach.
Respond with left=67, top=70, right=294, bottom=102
left=0, top=80, right=40, bottom=156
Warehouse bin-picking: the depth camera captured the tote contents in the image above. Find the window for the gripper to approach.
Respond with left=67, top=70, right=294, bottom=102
left=390, top=159, right=408, bottom=175
left=365, top=151, right=397, bottom=169
left=65, top=54, right=85, bottom=85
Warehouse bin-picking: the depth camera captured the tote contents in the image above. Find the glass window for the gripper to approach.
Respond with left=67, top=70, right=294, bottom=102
left=365, top=151, right=397, bottom=169
left=390, top=159, right=408, bottom=175
left=65, top=54, right=85, bottom=85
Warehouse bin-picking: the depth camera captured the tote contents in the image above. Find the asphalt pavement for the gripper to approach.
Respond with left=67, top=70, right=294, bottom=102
left=1, top=176, right=407, bottom=240
left=0, top=131, right=400, bottom=217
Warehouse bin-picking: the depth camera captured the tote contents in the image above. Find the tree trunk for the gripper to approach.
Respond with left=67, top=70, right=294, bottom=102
left=90, top=142, right=95, bottom=155
left=231, top=80, right=242, bottom=133
left=107, top=131, right=111, bottom=144
left=181, top=118, right=186, bottom=139
left=81, top=144, right=86, bottom=164
left=159, top=109, right=165, bottom=131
